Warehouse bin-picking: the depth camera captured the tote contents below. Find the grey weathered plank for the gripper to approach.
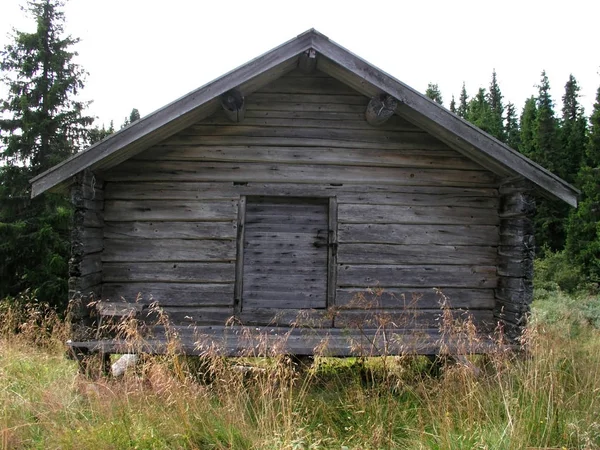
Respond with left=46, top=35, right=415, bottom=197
left=246, top=100, right=367, bottom=113
left=248, top=92, right=368, bottom=105
left=153, top=307, right=234, bottom=326
left=242, top=291, right=326, bottom=309
left=337, top=244, right=497, bottom=265
left=240, top=308, right=331, bottom=327
left=79, top=254, right=103, bottom=277
left=181, top=124, right=446, bottom=148
left=138, top=146, right=482, bottom=171
left=334, top=308, right=495, bottom=329
left=102, top=283, right=234, bottom=306
left=337, top=265, right=498, bottom=288
left=104, top=161, right=498, bottom=187
left=104, top=221, right=236, bottom=240
left=338, top=204, right=499, bottom=225
left=336, top=288, right=495, bottom=309
left=102, top=239, right=236, bottom=262
left=104, top=200, right=237, bottom=222
left=338, top=224, right=499, bottom=246
left=105, top=181, right=498, bottom=201
left=102, top=262, right=235, bottom=283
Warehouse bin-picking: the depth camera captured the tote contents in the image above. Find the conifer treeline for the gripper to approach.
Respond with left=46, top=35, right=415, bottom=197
left=429, top=72, right=600, bottom=282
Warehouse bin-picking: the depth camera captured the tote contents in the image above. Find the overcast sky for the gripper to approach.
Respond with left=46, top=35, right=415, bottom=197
left=0, top=0, right=599, bottom=128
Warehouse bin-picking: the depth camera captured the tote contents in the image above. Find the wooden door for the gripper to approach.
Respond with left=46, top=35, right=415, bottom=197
left=240, top=197, right=329, bottom=317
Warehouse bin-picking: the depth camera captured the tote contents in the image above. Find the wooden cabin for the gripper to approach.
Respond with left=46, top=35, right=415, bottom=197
left=31, top=30, right=578, bottom=358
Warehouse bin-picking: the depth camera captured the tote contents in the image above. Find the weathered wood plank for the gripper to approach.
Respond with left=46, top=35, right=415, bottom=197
left=246, top=100, right=367, bottom=113
left=137, top=145, right=482, bottom=170
left=104, top=161, right=498, bottom=187
left=231, top=109, right=421, bottom=130
left=338, top=224, right=499, bottom=246
left=181, top=125, right=448, bottom=149
left=78, top=255, right=103, bottom=277
left=154, top=307, right=234, bottom=326
left=242, top=291, right=326, bottom=309
left=102, top=283, right=234, bottom=307
left=104, top=181, right=498, bottom=201
left=102, top=239, right=236, bottom=262
left=336, top=288, right=496, bottom=309
left=337, top=244, right=497, bottom=265
left=102, top=262, right=235, bottom=283
left=104, top=221, right=236, bottom=240
left=104, top=200, right=237, bottom=221
left=334, top=309, right=495, bottom=329
left=338, top=204, right=499, bottom=225
left=337, top=265, right=498, bottom=288
left=240, top=308, right=331, bottom=327
left=248, top=92, right=368, bottom=105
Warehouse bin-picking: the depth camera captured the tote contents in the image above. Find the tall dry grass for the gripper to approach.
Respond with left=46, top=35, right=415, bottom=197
left=1, top=291, right=600, bottom=449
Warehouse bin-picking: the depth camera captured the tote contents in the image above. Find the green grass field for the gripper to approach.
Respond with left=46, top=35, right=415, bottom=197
left=2, top=290, right=600, bottom=449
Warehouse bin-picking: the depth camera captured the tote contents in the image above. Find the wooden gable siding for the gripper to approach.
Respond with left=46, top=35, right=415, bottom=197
left=100, top=69, right=500, bottom=331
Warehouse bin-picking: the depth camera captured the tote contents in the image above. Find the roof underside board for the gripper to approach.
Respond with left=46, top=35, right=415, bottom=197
left=31, top=29, right=578, bottom=207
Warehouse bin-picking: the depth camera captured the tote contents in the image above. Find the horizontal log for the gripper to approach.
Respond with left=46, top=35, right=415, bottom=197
left=104, top=200, right=237, bottom=221
left=102, top=282, right=234, bottom=307
left=102, top=262, right=236, bottom=283
left=242, top=289, right=327, bottom=309
left=338, top=204, right=499, bottom=225
left=334, top=309, right=495, bottom=330
left=72, top=326, right=506, bottom=357
left=179, top=124, right=449, bottom=149
left=497, top=277, right=532, bottom=292
left=153, top=307, right=234, bottom=326
left=83, top=209, right=104, bottom=228
left=138, top=145, right=481, bottom=170
left=497, top=258, right=533, bottom=278
left=337, top=265, right=498, bottom=288
left=338, top=224, right=499, bottom=246
left=223, top=110, right=421, bottom=131
left=337, top=244, right=497, bottom=265
left=336, top=288, right=496, bottom=309
left=70, top=272, right=103, bottom=292
left=498, top=245, right=534, bottom=261
left=77, top=255, right=103, bottom=277
left=499, top=192, right=536, bottom=218
left=494, top=287, right=533, bottom=305
left=102, top=239, right=236, bottom=262
left=246, top=100, right=367, bottom=113
left=104, top=161, right=497, bottom=186
left=248, top=92, right=368, bottom=106
left=104, top=221, right=236, bottom=240
left=239, top=308, right=331, bottom=327
left=337, top=192, right=498, bottom=208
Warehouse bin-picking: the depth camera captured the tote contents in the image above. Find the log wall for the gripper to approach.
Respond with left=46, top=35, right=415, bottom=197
left=495, top=179, right=536, bottom=343
left=69, top=169, right=104, bottom=339
left=99, top=69, right=501, bottom=334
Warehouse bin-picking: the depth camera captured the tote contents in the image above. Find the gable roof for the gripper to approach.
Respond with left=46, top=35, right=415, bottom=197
left=31, top=29, right=578, bottom=207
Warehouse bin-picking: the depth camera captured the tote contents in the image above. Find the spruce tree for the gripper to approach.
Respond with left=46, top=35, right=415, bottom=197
left=566, top=85, right=600, bottom=282
left=449, top=95, right=456, bottom=114
left=457, top=82, right=468, bottom=118
left=531, top=71, right=565, bottom=251
left=425, top=82, right=443, bottom=105
left=519, top=96, right=537, bottom=158
left=487, top=70, right=505, bottom=141
left=559, top=74, right=587, bottom=184
left=466, top=88, right=494, bottom=133
left=0, top=0, right=92, bottom=306
left=505, top=102, right=520, bottom=150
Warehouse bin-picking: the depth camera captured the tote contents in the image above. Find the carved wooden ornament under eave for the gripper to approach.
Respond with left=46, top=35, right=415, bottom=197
left=220, top=89, right=246, bottom=123
left=365, top=94, right=398, bottom=126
